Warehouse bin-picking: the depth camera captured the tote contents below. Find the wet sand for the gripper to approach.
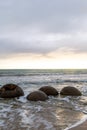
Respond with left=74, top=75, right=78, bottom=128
left=69, top=120, right=87, bottom=130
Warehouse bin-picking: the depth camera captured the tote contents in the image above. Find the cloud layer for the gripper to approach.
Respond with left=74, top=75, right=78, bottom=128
left=0, top=0, right=87, bottom=57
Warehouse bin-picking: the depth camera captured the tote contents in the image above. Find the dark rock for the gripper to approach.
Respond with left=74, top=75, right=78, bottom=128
left=39, top=86, right=58, bottom=96
left=60, top=86, right=82, bottom=96
left=0, top=84, right=24, bottom=98
left=27, top=91, right=48, bottom=101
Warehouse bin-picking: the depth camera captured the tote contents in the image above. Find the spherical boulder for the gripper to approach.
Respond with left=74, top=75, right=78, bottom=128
left=39, top=86, right=58, bottom=96
left=26, top=91, right=48, bottom=101
left=60, top=86, right=82, bottom=96
left=0, top=84, right=24, bottom=98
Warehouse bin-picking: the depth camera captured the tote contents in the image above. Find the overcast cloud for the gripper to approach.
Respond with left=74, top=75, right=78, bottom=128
left=0, top=0, right=87, bottom=56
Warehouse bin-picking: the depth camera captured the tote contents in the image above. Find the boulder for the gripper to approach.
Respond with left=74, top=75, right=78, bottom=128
left=60, top=86, right=82, bottom=96
left=0, top=84, right=24, bottom=98
left=39, top=86, right=58, bottom=96
left=27, top=91, right=48, bottom=101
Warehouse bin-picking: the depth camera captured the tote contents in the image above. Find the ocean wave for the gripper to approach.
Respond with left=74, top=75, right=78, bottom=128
left=17, top=79, right=87, bottom=87
left=56, top=79, right=87, bottom=83
left=0, top=73, right=53, bottom=77
left=0, top=69, right=87, bottom=76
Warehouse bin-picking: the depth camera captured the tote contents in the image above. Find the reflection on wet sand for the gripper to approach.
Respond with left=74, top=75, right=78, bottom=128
left=56, top=108, right=84, bottom=130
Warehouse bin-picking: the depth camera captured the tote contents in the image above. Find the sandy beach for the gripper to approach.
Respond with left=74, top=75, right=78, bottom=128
left=69, top=120, right=87, bottom=130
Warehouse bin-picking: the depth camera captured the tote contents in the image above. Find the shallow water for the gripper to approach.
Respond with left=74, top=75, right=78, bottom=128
left=0, top=69, right=87, bottom=130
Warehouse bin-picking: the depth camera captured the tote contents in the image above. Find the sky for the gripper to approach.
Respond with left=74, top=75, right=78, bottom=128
left=0, top=0, right=87, bottom=69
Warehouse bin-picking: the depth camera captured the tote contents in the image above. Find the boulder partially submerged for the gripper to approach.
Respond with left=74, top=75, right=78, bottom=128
left=27, top=90, right=48, bottom=101
left=39, top=86, right=58, bottom=96
left=0, top=84, right=24, bottom=98
left=60, top=86, right=82, bottom=96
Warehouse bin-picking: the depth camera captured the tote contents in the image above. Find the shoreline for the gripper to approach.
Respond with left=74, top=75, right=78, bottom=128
left=65, top=115, right=87, bottom=130
left=69, top=120, right=87, bottom=130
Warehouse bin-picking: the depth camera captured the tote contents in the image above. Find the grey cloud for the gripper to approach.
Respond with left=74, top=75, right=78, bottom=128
left=0, top=0, right=87, bottom=57
left=0, top=32, right=87, bottom=56
left=61, top=36, right=87, bottom=53
left=0, top=0, right=87, bottom=33
left=0, top=38, right=58, bottom=55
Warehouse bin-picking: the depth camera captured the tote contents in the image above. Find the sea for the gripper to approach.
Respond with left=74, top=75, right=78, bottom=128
left=0, top=69, right=87, bottom=130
